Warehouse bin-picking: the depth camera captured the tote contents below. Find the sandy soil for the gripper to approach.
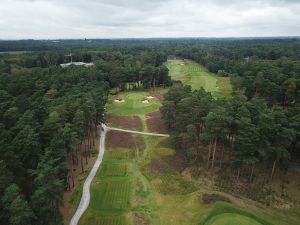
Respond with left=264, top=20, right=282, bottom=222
left=114, top=99, right=125, bottom=103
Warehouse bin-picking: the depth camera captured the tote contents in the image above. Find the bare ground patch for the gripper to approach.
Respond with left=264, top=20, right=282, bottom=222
left=148, top=159, right=170, bottom=173
left=107, top=131, right=136, bottom=149
left=166, top=153, right=188, bottom=172
left=133, top=213, right=150, bottom=225
left=146, top=111, right=166, bottom=133
left=149, top=91, right=164, bottom=102
left=135, top=135, right=146, bottom=152
left=106, top=130, right=146, bottom=152
left=106, top=114, right=143, bottom=131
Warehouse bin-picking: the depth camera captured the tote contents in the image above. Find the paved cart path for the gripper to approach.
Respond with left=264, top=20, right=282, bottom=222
left=69, top=124, right=169, bottom=225
left=69, top=124, right=107, bottom=225
left=107, top=126, right=170, bottom=137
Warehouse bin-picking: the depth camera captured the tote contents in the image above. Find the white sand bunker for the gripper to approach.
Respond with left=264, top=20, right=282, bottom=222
left=145, top=95, right=155, bottom=100
left=114, top=98, right=125, bottom=103
left=180, top=64, right=184, bottom=66
left=142, top=100, right=149, bottom=104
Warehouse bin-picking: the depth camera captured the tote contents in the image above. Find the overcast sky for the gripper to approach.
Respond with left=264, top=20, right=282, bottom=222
left=0, top=0, right=300, bottom=39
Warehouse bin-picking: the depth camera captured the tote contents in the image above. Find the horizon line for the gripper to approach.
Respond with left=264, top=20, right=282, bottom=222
left=1, top=36, right=300, bottom=41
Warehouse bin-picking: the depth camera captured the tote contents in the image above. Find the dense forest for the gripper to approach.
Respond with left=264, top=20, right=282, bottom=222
left=0, top=38, right=299, bottom=224
left=0, top=46, right=170, bottom=225
left=161, top=84, right=299, bottom=180
left=160, top=40, right=300, bottom=200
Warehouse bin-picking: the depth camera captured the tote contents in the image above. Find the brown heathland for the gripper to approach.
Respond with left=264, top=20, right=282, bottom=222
left=106, top=130, right=146, bottom=151
left=146, top=111, right=166, bottom=133
left=106, top=114, right=143, bottom=131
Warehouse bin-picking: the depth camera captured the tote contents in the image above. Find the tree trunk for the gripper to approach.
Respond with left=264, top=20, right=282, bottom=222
left=75, top=146, right=79, bottom=166
left=211, top=139, right=217, bottom=169
left=71, top=154, right=76, bottom=167
left=80, top=154, right=84, bottom=173
left=207, top=141, right=212, bottom=169
left=85, top=139, right=88, bottom=164
left=92, top=125, right=95, bottom=147
left=89, top=127, right=92, bottom=149
left=270, top=160, right=276, bottom=181
left=71, top=170, right=75, bottom=188
left=196, top=129, right=200, bottom=161
left=67, top=175, right=71, bottom=191
left=250, top=164, right=255, bottom=182
left=70, top=156, right=75, bottom=189
left=236, top=168, right=240, bottom=182
left=219, top=144, right=224, bottom=168
left=86, top=132, right=90, bottom=158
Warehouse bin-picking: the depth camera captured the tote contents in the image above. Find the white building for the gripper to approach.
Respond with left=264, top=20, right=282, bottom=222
left=60, top=62, right=94, bottom=68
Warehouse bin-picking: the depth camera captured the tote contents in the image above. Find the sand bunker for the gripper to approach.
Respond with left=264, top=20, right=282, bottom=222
left=180, top=64, right=184, bottom=66
left=142, top=100, right=149, bottom=104
left=114, top=98, right=125, bottom=103
left=145, top=96, right=155, bottom=100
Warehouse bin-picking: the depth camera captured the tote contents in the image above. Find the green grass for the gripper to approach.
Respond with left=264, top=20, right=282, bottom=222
left=165, top=59, right=232, bottom=98
left=107, top=91, right=161, bottom=116
left=79, top=134, right=158, bottom=225
left=96, top=178, right=133, bottom=210
left=74, top=82, right=298, bottom=225
left=139, top=136, right=280, bottom=225
left=79, top=213, right=130, bottom=225
left=76, top=125, right=286, bottom=225
left=156, top=192, right=212, bottom=225
left=204, top=213, right=263, bottom=225
left=104, top=147, right=136, bottom=160
left=79, top=159, right=134, bottom=225
left=72, top=115, right=296, bottom=225
left=100, top=161, right=132, bottom=177
left=139, top=135, right=212, bottom=225
left=199, top=202, right=272, bottom=225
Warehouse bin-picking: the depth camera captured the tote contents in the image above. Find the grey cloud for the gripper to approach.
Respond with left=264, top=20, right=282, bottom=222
left=0, top=0, right=299, bottom=39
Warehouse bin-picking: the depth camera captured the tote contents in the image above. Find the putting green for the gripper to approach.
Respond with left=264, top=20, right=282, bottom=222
left=165, top=59, right=232, bottom=98
left=107, top=91, right=161, bottom=116
left=204, top=213, right=263, bottom=225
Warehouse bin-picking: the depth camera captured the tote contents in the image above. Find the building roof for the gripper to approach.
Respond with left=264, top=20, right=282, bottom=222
left=60, top=62, right=94, bottom=68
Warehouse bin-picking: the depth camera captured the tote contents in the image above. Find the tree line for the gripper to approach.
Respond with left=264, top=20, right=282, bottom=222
left=0, top=64, right=109, bottom=225
left=159, top=40, right=299, bottom=182
left=170, top=43, right=300, bottom=107
left=161, top=83, right=299, bottom=183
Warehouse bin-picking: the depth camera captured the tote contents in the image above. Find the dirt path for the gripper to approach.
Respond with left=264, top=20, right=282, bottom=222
left=69, top=124, right=169, bottom=225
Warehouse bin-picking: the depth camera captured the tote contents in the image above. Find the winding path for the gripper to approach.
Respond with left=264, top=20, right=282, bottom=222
left=69, top=124, right=107, bottom=225
left=69, top=124, right=169, bottom=225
